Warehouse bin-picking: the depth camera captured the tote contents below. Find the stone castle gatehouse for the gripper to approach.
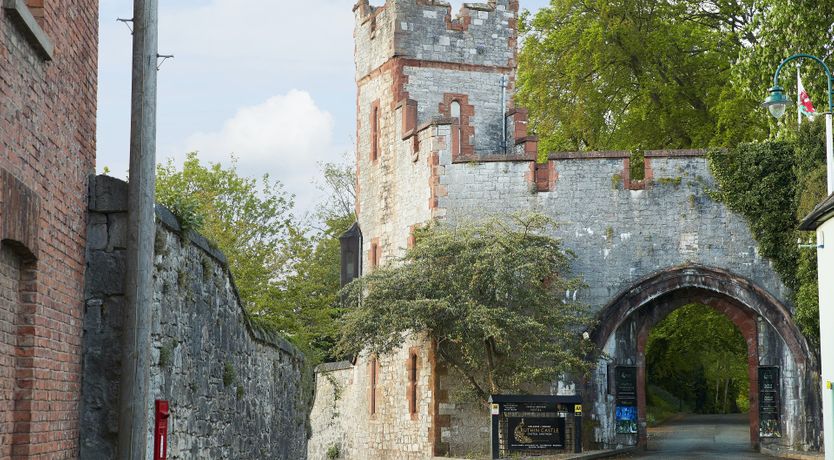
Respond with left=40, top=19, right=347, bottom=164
left=307, top=1, right=822, bottom=458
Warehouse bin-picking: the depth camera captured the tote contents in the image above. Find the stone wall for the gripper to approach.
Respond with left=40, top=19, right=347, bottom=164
left=308, top=335, right=435, bottom=460
left=80, top=175, right=310, bottom=459
left=1, top=0, right=98, bottom=456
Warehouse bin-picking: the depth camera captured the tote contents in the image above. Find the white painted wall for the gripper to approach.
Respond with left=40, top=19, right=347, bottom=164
left=818, top=220, right=834, bottom=460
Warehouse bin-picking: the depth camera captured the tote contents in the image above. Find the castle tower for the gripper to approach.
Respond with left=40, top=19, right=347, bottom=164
left=353, top=0, right=533, bottom=270
left=306, top=2, right=541, bottom=459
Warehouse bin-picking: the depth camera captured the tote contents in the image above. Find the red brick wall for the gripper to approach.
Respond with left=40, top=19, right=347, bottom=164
left=0, top=247, right=21, bottom=459
left=0, top=0, right=98, bottom=457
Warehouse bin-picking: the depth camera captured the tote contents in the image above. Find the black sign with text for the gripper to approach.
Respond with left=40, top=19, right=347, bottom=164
left=507, top=417, right=565, bottom=451
left=758, top=366, right=781, bottom=438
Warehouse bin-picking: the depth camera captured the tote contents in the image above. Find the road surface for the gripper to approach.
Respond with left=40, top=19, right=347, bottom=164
left=626, top=413, right=768, bottom=459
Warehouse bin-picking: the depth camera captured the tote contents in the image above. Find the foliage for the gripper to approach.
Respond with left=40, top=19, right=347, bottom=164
left=326, top=445, right=341, bottom=460
left=707, top=141, right=799, bottom=286
left=156, top=153, right=297, bottom=317
left=707, top=117, right=827, bottom=347
left=646, top=304, right=749, bottom=414
left=260, top=212, right=354, bottom=364
left=337, top=214, right=595, bottom=401
left=259, top=161, right=356, bottom=364
left=156, top=153, right=356, bottom=365
left=518, top=0, right=833, bottom=152
left=223, top=361, right=236, bottom=387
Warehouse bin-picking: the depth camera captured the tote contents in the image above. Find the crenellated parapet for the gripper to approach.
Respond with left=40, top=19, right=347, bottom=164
left=354, top=0, right=517, bottom=80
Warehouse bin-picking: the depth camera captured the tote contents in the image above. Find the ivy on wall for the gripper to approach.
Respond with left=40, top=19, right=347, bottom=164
left=707, top=118, right=827, bottom=349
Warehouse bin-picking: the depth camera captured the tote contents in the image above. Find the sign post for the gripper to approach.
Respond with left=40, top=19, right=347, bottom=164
left=490, top=394, right=582, bottom=459
left=758, top=367, right=781, bottom=438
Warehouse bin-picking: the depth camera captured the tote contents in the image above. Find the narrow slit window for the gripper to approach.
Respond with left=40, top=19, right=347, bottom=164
left=370, top=357, right=378, bottom=415
left=371, top=104, right=380, bottom=162
left=408, top=353, right=418, bottom=416
left=450, top=101, right=462, bottom=156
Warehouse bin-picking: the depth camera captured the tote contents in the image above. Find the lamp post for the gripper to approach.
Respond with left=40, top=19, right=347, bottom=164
left=762, top=53, right=834, bottom=195
left=766, top=54, right=834, bottom=460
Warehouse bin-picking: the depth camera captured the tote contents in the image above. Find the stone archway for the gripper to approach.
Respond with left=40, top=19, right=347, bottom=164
left=588, top=264, right=821, bottom=452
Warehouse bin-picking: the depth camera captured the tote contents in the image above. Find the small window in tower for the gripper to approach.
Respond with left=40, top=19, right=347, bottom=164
left=408, top=352, right=418, bottom=416
left=370, top=103, right=381, bottom=162
left=450, top=101, right=462, bottom=156
left=369, top=240, right=380, bottom=270
left=370, top=356, right=379, bottom=415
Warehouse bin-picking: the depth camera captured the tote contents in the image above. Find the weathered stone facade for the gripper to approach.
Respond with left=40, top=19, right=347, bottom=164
left=80, top=176, right=310, bottom=459
left=308, top=0, right=822, bottom=458
left=1, top=1, right=97, bottom=457
left=308, top=335, right=434, bottom=460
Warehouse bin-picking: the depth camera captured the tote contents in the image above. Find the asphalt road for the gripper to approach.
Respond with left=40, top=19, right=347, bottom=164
left=626, top=413, right=769, bottom=459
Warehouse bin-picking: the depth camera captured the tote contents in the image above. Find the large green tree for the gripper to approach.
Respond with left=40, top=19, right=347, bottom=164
left=337, top=214, right=595, bottom=401
left=518, top=0, right=834, bottom=153
left=157, top=153, right=357, bottom=364
left=156, top=153, right=297, bottom=317
left=261, top=161, right=357, bottom=363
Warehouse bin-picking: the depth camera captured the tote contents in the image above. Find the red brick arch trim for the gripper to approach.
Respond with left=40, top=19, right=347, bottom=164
left=590, top=264, right=810, bottom=362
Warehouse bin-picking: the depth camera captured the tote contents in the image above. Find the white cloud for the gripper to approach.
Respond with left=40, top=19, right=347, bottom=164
left=181, top=90, right=341, bottom=214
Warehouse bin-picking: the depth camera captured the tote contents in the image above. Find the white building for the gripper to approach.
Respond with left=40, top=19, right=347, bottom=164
left=800, top=194, right=834, bottom=460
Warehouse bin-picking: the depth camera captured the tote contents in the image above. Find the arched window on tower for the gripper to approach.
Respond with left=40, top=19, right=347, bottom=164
left=450, top=101, right=462, bottom=157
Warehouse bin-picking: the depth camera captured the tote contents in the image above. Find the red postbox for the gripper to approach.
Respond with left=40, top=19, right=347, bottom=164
left=154, top=400, right=170, bottom=460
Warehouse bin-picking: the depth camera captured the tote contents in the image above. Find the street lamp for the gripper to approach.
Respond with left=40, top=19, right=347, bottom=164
left=764, top=53, right=834, bottom=195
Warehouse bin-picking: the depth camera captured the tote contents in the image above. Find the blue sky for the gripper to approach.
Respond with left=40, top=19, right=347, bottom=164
left=96, top=0, right=551, bottom=215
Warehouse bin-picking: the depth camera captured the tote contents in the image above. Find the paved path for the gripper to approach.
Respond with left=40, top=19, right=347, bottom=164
left=626, top=413, right=768, bottom=459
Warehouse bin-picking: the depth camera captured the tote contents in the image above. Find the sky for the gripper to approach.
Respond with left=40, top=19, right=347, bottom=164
left=96, top=0, right=552, bottom=216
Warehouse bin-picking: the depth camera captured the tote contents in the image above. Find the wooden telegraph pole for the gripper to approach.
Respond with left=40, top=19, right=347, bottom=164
left=119, top=0, right=158, bottom=457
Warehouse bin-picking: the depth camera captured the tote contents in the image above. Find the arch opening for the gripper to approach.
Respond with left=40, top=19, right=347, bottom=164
left=586, top=265, right=821, bottom=453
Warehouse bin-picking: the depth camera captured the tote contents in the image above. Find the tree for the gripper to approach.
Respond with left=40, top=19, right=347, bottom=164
left=517, top=0, right=834, bottom=153
left=337, top=214, right=595, bottom=401
left=263, top=161, right=357, bottom=364
left=646, top=304, right=749, bottom=414
left=156, top=152, right=297, bottom=317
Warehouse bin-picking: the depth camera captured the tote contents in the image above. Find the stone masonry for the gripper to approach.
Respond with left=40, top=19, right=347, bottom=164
left=80, top=176, right=310, bottom=459
left=1, top=1, right=97, bottom=458
left=307, top=0, right=822, bottom=458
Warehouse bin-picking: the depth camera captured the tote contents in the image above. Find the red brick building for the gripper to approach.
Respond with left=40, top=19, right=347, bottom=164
left=1, top=1, right=97, bottom=458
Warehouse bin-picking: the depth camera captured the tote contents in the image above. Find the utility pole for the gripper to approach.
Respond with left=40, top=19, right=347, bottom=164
left=119, top=0, right=158, bottom=457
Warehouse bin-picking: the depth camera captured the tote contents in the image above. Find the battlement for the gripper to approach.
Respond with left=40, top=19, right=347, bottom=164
left=354, top=0, right=517, bottom=79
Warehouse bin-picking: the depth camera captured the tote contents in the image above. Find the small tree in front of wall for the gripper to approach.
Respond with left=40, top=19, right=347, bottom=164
left=337, top=214, right=596, bottom=402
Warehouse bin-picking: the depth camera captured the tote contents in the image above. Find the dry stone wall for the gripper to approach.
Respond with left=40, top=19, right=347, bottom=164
left=80, top=175, right=310, bottom=459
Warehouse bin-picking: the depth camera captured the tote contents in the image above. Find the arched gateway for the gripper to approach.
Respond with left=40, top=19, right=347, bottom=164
left=307, top=1, right=824, bottom=458
left=589, top=265, right=821, bottom=451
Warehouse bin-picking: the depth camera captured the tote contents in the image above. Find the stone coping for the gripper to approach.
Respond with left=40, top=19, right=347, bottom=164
left=2, top=0, right=53, bottom=60
left=314, top=361, right=354, bottom=373
left=549, top=149, right=706, bottom=160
